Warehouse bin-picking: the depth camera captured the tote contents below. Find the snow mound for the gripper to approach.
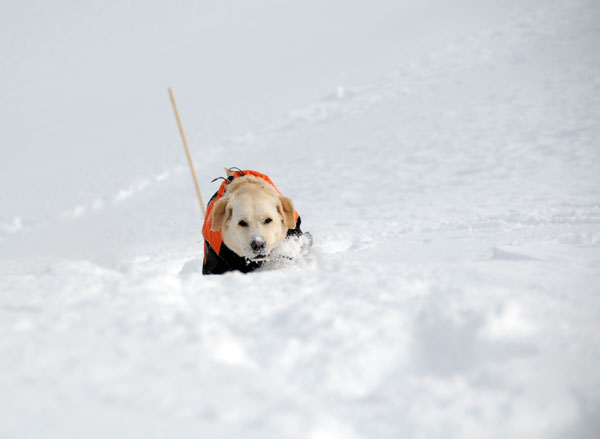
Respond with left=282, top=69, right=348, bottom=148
left=1, top=0, right=600, bottom=438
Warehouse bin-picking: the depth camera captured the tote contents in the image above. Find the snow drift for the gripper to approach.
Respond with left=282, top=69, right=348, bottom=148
left=1, top=0, right=599, bottom=438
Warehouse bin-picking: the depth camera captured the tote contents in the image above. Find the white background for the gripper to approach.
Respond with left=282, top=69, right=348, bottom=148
left=1, top=0, right=599, bottom=437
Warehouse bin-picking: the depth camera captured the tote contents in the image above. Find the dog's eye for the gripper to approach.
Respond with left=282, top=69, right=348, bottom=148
left=264, top=218, right=272, bottom=225
left=238, top=220, right=248, bottom=227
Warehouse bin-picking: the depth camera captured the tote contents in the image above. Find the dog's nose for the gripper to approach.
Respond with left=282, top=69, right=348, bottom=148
left=250, top=238, right=266, bottom=252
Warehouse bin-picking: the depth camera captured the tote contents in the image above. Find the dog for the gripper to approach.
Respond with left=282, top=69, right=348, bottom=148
left=202, top=168, right=306, bottom=274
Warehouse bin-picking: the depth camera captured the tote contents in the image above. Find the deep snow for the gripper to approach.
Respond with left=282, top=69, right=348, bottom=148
left=1, top=0, right=600, bottom=438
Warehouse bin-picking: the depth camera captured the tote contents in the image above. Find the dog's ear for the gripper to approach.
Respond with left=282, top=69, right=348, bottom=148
left=278, top=196, right=296, bottom=229
left=211, top=198, right=230, bottom=231
left=225, top=168, right=235, bottom=178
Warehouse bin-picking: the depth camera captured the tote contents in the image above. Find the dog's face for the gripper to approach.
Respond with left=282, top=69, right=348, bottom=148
left=211, top=181, right=296, bottom=260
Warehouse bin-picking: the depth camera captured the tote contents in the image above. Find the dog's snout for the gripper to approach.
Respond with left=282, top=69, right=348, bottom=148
left=250, top=238, right=266, bottom=252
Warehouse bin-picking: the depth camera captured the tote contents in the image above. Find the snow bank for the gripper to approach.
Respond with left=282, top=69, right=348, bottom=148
left=1, top=0, right=599, bottom=438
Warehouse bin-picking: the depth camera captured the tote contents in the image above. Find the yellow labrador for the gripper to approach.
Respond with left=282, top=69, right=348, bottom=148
left=202, top=169, right=305, bottom=274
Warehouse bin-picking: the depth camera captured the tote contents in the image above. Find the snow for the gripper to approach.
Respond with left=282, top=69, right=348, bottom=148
left=1, top=0, right=600, bottom=437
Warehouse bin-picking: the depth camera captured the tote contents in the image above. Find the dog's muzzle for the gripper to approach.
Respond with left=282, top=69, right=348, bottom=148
left=250, top=236, right=267, bottom=258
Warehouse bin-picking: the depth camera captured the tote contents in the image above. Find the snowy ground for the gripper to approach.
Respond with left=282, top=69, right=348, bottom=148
left=1, top=0, right=600, bottom=438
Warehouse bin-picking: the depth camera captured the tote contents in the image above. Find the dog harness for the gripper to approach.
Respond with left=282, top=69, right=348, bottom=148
left=202, top=169, right=302, bottom=274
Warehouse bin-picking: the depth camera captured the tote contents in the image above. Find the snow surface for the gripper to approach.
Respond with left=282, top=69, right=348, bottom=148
left=1, top=0, right=600, bottom=437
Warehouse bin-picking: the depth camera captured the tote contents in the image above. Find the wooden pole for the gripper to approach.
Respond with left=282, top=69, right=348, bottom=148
left=168, top=87, right=206, bottom=217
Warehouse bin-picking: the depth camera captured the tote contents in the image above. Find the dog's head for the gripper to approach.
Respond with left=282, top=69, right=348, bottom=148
left=210, top=176, right=296, bottom=260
